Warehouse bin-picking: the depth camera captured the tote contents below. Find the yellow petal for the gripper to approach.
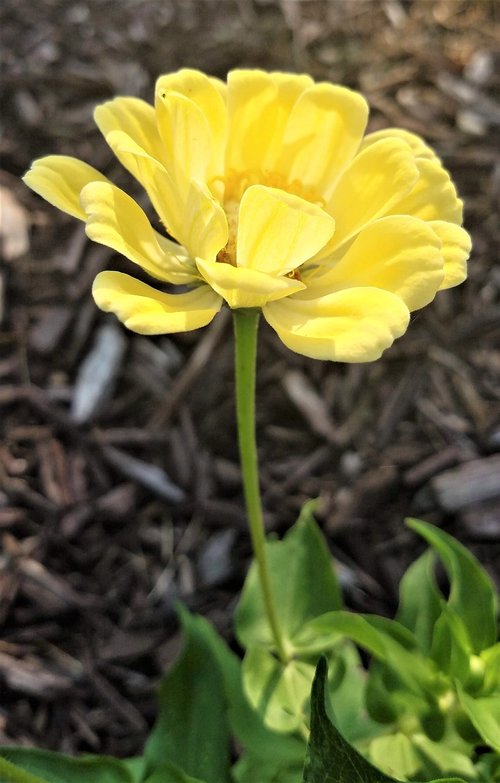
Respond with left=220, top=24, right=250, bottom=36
left=94, top=97, right=165, bottom=162
left=263, top=287, right=410, bottom=362
left=430, top=220, right=471, bottom=289
left=92, top=271, right=222, bottom=334
left=276, top=83, right=369, bottom=198
left=196, top=257, right=305, bottom=309
left=225, top=70, right=313, bottom=173
left=323, top=138, right=419, bottom=255
left=360, top=128, right=439, bottom=161
left=237, top=186, right=335, bottom=275
left=103, top=130, right=227, bottom=261
left=22, top=156, right=109, bottom=220
left=307, top=215, right=444, bottom=311
left=80, top=182, right=198, bottom=285
left=155, top=89, right=212, bottom=189
left=388, top=157, right=463, bottom=224
left=156, top=69, right=226, bottom=174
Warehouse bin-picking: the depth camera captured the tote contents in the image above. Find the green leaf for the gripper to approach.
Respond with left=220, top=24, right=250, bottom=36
left=303, top=656, right=401, bottom=783
left=236, top=503, right=342, bottom=652
left=368, top=734, right=423, bottom=779
left=144, top=761, right=207, bottom=782
left=233, top=754, right=304, bottom=783
left=430, top=606, right=472, bottom=681
left=294, top=611, right=436, bottom=695
left=397, top=550, right=443, bottom=654
left=242, top=646, right=314, bottom=733
left=481, top=643, right=500, bottom=692
left=145, top=607, right=231, bottom=783
left=457, top=685, right=500, bottom=752
left=302, top=658, right=467, bottom=783
left=327, top=643, right=382, bottom=745
left=0, top=749, right=133, bottom=783
left=406, top=519, right=498, bottom=653
left=412, top=734, right=476, bottom=778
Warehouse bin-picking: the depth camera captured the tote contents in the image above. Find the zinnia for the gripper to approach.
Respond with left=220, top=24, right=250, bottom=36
left=23, top=69, right=470, bottom=361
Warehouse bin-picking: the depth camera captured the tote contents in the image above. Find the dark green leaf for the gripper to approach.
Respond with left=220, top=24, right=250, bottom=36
left=406, top=520, right=498, bottom=653
left=145, top=607, right=231, bottom=783
left=0, top=749, right=133, bottom=783
left=302, top=658, right=467, bottom=783
left=303, top=657, right=399, bottom=783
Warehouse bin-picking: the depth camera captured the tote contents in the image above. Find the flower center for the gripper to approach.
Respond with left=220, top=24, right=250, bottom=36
left=211, top=169, right=324, bottom=267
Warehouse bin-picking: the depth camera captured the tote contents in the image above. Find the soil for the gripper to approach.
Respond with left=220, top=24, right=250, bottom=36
left=0, top=0, right=499, bottom=759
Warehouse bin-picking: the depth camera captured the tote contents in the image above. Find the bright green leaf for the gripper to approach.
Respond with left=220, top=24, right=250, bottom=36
left=0, top=749, right=133, bottom=783
left=481, top=643, right=500, bottom=692
left=406, top=520, right=498, bottom=653
left=368, top=733, right=423, bottom=779
left=145, top=607, right=231, bottom=783
left=242, top=646, right=314, bottom=733
left=326, top=643, right=382, bottom=744
left=457, top=685, right=500, bottom=752
left=412, top=734, right=476, bottom=778
left=294, top=611, right=436, bottom=696
left=430, top=606, right=472, bottom=681
left=236, top=503, right=342, bottom=652
left=397, top=550, right=443, bottom=654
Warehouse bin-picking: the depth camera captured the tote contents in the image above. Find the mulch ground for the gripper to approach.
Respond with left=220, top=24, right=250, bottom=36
left=1, top=0, right=499, bottom=759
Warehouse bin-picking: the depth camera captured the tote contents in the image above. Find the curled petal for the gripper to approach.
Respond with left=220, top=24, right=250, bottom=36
left=307, top=216, right=444, bottom=311
left=103, top=130, right=227, bottom=261
left=237, top=186, right=335, bottom=275
left=94, top=97, right=165, bottom=162
left=360, top=128, right=439, bottom=161
left=430, top=221, right=471, bottom=289
left=263, top=287, right=410, bottom=362
left=92, top=271, right=222, bottom=334
left=196, top=257, right=305, bottom=309
left=388, top=157, right=463, bottom=224
left=22, top=156, right=109, bottom=220
left=322, top=138, right=419, bottom=256
left=80, top=182, right=197, bottom=285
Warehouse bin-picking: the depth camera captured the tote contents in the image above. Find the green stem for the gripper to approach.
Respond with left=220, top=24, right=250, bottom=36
left=233, top=309, right=288, bottom=664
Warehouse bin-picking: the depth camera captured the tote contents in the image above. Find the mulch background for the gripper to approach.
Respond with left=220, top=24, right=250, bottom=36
left=1, top=0, right=499, bottom=759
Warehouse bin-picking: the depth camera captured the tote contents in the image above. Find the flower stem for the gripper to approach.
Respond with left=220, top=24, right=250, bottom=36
left=233, top=308, right=288, bottom=664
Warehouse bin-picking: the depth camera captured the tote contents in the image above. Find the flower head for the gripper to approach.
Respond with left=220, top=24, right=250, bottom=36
left=23, top=69, right=470, bottom=361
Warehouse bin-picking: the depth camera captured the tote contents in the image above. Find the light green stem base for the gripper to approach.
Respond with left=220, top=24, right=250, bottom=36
left=233, top=309, right=287, bottom=663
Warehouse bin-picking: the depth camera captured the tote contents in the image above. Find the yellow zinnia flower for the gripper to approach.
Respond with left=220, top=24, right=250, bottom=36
left=23, top=69, right=470, bottom=361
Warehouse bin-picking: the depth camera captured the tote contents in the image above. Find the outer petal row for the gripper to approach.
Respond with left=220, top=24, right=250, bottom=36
left=22, top=156, right=110, bottom=220
left=306, top=215, right=444, bottom=312
left=92, top=271, right=222, bottom=334
left=263, top=287, right=410, bottom=362
left=81, top=182, right=198, bottom=285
